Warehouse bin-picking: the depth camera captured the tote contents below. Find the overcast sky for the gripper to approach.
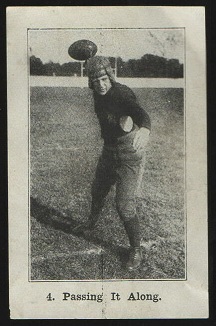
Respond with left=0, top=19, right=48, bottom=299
left=29, top=29, right=184, bottom=64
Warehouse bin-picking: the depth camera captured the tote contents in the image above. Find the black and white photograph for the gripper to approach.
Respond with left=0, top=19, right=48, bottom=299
left=7, top=7, right=208, bottom=319
left=29, top=28, right=185, bottom=281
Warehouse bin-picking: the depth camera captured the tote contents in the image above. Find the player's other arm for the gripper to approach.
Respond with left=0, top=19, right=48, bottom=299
left=119, top=88, right=151, bottom=151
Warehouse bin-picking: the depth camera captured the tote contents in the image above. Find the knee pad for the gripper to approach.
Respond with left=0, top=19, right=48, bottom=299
left=116, top=198, right=136, bottom=222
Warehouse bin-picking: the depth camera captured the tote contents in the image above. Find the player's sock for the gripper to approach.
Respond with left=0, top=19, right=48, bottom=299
left=123, top=216, right=143, bottom=270
left=123, top=216, right=141, bottom=248
left=72, top=201, right=102, bottom=234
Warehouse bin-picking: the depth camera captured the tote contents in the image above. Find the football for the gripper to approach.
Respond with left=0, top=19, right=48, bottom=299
left=120, top=116, right=133, bottom=132
left=68, top=39, right=98, bottom=61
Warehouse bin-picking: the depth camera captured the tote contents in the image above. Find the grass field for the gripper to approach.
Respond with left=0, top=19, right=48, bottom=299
left=30, top=86, right=185, bottom=280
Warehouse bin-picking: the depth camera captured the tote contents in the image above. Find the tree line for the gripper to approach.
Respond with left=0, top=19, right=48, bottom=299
left=30, top=54, right=183, bottom=78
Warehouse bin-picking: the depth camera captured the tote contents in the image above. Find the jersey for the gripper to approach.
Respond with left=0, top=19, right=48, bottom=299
left=93, top=82, right=151, bottom=145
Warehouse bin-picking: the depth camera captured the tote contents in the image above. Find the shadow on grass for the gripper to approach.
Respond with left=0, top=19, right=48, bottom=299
left=30, top=197, right=129, bottom=266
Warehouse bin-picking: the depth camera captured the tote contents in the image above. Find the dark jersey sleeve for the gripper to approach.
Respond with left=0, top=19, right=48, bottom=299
left=115, top=84, right=151, bottom=131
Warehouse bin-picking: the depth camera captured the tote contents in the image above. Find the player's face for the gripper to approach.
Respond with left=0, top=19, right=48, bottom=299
left=92, top=74, right=112, bottom=95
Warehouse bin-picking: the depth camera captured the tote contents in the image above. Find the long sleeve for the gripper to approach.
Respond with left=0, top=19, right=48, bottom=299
left=117, top=87, right=151, bottom=131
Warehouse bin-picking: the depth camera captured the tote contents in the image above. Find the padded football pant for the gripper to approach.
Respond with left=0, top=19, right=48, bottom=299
left=90, top=130, right=146, bottom=246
